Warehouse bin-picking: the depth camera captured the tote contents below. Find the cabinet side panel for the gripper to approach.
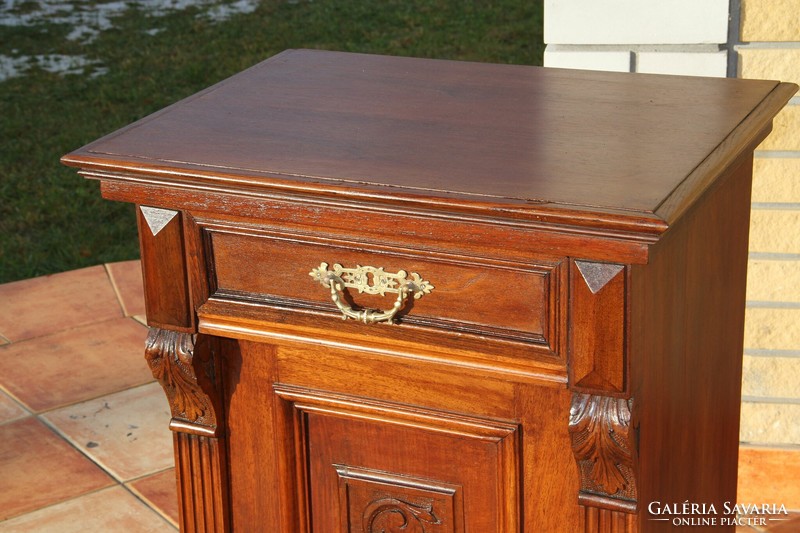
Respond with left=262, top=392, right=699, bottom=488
left=631, top=156, right=753, bottom=530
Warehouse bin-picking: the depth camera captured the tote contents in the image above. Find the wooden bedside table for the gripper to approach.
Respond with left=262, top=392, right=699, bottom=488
left=63, top=50, right=796, bottom=532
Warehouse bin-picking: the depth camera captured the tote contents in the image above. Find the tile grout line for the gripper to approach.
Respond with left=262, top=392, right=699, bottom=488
left=125, top=465, right=177, bottom=484
left=0, top=413, right=31, bottom=428
left=0, top=384, right=34, bottom=423
left=736, top=41, right=800, bottom=49
left=36, top=412, right=128, bottom=484
left=0, top=348, right=158, bottom=425
left=739, top=443, right=800, bottom=455
left=104, top=262, right=131, bottom=317
left=123, top=477, right=179, bottom=530
left=3, top=406, right=175, bottom=527
left=32, top=377, right=159, bottom=418
left=0, top=485, right=120, bottom=525
left=0, top=479, right=177, bottom=529
left=725, top=0, right=741, bottom=78
left=32, top=406, right=178, bottom=528
left=0, top=316, right=125, bottom=346
left=0, top=315, right=148, bottom=352
left=35, top=380, right=166, bottom=484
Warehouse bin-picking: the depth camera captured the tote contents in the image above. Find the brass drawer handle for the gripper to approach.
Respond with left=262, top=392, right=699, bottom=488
left=309, top=263, right=434, bottom=324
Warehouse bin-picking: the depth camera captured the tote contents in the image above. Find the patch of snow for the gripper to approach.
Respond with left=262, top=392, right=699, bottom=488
left=33, top=53, right=96, bottom=75
left=204, top=0, right=259, bottom=22
left=2, top=0, right=262, bottom=37
left=1, top=1, right=75, bottom=27
left=0, top=53, right=104, bottom=81
left=66, top=24, right=98, bottom=42
left=0, top=55, right=26, bottom=80
left=136, top=0, right=209, bottom=15
left=1, top=0, right=263, bottom=81
left=90, top=66, right=109, bottom=78
left=2, top=1, right=129, bottom=43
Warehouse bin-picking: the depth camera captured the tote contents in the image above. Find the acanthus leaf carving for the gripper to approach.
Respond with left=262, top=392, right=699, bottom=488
left=569, top=392, right=637, bottom=503
left=363, top=497, right=441, bottom=533
left=144, top=328, right=217, bottom=432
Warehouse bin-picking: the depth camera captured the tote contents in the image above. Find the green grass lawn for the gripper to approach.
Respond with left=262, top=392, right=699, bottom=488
left=0, top=0, right=543, bottom=284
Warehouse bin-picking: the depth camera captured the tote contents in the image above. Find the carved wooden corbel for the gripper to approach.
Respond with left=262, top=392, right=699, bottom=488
left=569, top=391, right=638, bottom=529
left=144, top=328, right=222, bottom=437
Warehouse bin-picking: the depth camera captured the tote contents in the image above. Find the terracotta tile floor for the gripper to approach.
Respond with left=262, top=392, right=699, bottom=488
left=1, top=261, right=798, bottom=531
left=0, top=261, right=177, bottom=531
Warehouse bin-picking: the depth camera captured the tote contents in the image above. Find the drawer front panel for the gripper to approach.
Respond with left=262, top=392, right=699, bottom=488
left=207, top=227, right=564, bottom=352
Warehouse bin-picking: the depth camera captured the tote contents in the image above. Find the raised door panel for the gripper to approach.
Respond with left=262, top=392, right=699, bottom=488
left=274, top=386, right=520, bottom=532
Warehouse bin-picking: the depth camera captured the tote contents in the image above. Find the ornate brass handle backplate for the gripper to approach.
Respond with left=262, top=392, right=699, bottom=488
left=309, top=262, right=434, bottom=324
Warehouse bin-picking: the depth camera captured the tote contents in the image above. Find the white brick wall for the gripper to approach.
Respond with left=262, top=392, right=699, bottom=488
left=543, top=47, right=631, bottom=72
left=543, top=0, right=731, bottom=77
left=737, top=0, right=800, bottom=448
left=636, top=50, right=728, bottom=77
left=544, top=0, right=729, bottom=45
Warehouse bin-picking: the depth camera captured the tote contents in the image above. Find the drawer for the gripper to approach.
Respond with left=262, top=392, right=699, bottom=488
left=199, top=225, right=567, bottom=374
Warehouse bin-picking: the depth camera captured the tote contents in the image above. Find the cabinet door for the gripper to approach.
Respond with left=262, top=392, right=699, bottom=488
left=275, top=386, right=520, bottom=532
left=224, top=341, right=579, bottom=531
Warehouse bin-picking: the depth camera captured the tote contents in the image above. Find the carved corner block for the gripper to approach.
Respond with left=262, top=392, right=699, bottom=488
left=570, top=260, right=627, bottom=393
left=137, top=206, right=194, bottom=331
left=145, top=328, right=222, bottom=437
left=569, top=392, right=637, bottom=514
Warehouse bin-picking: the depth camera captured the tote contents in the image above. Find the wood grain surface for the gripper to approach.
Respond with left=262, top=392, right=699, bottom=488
left=63, top=49, right=796, bottom=235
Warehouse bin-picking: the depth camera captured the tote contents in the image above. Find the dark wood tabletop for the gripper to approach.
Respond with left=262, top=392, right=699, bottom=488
left=63, top=49, right=796, bottom=234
